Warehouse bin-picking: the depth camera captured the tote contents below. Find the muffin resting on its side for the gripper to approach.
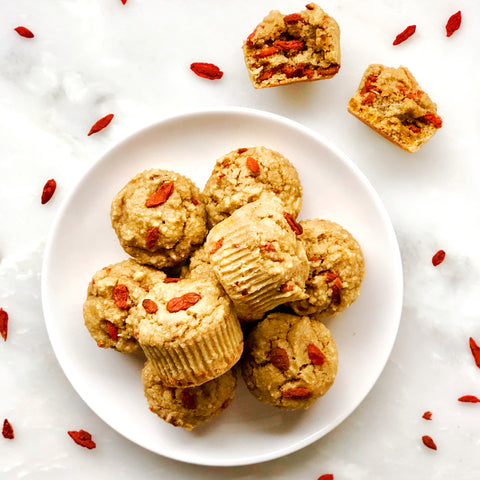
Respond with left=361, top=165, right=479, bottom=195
left=206, top=198, right=309, bottom=322
left=129, top=277, right=243, bottom=387
left=347, top=64, right=442, bottom=152
left=83, top=259, right=166, bottom=353
left=142, top=360, right=237, bottom=430
left=243, top=3, right=340, bottom=89
left=203, top=146, right=302, bottom=227
left=111, top=169, right=207, bottom=268
left=289, top=219, right=365, bottom=319
left=241, top=312, right=338, bottom=409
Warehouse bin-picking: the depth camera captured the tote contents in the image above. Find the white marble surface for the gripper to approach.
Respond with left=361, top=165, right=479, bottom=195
left=1, top=0, right=479, bottom=478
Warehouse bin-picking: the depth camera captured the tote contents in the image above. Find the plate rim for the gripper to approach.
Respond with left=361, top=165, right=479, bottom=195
left=41, top=106, right=403, bottom=466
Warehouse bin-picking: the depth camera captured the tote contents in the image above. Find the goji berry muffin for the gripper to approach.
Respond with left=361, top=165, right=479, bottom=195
left=83, top=259, right=166, bottom=353
left=241, top=312, right=338, bottom=409
left=206, top=198, right=309, bottom=322
left=347, top=64, right=442, bottom=152
left=110, top=169, right=207, bottom=268
left=243, top=3, right=340, bottom=89
left=129, top=277, right=243, bottom=387
left=289, top=219, right=365, bottom=319
left=142, top=360, right=237, bottom=430
left=202, top=146, right=302, bottom=227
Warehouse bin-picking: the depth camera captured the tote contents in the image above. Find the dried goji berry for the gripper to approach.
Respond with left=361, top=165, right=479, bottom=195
left=121, top=0, right=127, bottom=4
left=254, top=47, right=280, bottom=59
left=469, top=337, right=480, bottom=369
left=279, top=283, right=294, bottom=293
left=331, top=277, right=342, bottom=305
left=259, top=242, right=276, bottom=252
left=446, top=11, right=461, bottom=37
left=166, top=293, right=201, bottom=313
left=2, top=419, right=14, bottom=439
left=142, top=299, right=158, bottom=314
left=68, top=429, right=96, bottom=449
left=88, top=114, right=114, bottom=136
left=432, top=249, right=446, bottom=266
left=113, top=284, right=129, bottom=310
left=191, top=197, right=199, bottom=206
left=246, top=156, right=260, bottom=175
left=273, top=40, right=305, bottom=51
left=282, top=386, right=313, bottom=400
left=284, top=13, right=303, bottom=23
left=145, top=181, right=174, bottom=207
left=422, top=435, right=437, bottom=450
left=393, top=25, right=416, bottom=45
left=306, top=4, right=315, bottom=10
left=237, top=148, right=248, bottom=154
left=458, top=395, right=480, bottom=403
left=422, top=411, right=432, bottom=420
left=106, top=321, right=118, bottom=341
left=190, top=62, right=223, bottom=80
left=270, top=347, right=290, bottom=371
left=308, top=343, right=326, bottom=366
left=14, top=26, right=34, bottom=38
left=164, top=277, right=180, bottom=284
left=317, top=475, right=334, bottom=480
left=41, top=179, right=57, bottom=205
left=0, top=308, right=8, bottom=342
left=422, top=113, right=443, bottom=129
left=283, top=212, right=303, bottom=235
left=145, top=226, right=160, bottom=249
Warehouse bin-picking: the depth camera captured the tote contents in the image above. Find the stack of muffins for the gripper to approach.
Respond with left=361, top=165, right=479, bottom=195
left=83, top=146, right=365, bottom=430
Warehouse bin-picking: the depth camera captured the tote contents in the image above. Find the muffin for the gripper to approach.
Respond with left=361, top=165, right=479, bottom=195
left=241, top=312, right=338, bottom=409
left=111, top=169, right=207, bottom=268
left=142, top=360, right=237, bottom=430
left=243, top=3, right=340, bottom=88
left=83, top=259, right=166, bottom=353
left=347, top=64, right=442, bottom=152
left=202, top=146, right=302, bottom=227
left=206, top=198, right=309, bottom=322
left=129, top=277, right=243, bottom=387
left=182, top=244, right=217, bottom=282
left=289, top=219, right=365, bottom=319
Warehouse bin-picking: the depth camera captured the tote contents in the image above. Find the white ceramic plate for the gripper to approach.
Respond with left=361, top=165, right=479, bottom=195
left=41, top=107, right=403, bottom=466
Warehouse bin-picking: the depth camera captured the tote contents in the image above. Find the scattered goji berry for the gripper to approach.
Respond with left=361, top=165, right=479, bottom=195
left=422, top=411, right=432, bottom=420
left=283, top=212, right=303, bottom=235
left=469, top=337, right=480, bottom=369
left=209, top=238, right=224, bottom=255
left=458, top=395, right=480, bottom=403
left=166, top=293, right=201, bottom=313
left=190, top=62, right=223, bottom=80
left=14, top=26, right=34, bottom=38
left=246, top=156, right=260, bottom=175
left=68, top=429, right=96, bottom=449
left=145, top=181, right=174, bottom=207
left=317, top=475, right=334, bottom=480
left=432, top=249, right=445, bottom=266
left=422, top=435, right=437, bottom=450
left=113, top=284, right=129, bottom=310
left=180, top=390, right=197, bottom=409
left=446, top=11, right=461, bottom=37
left=106, top=321, right=118, bottom=341
left=2, top=419, right=14, bottom=439
left=393, top=25, right=416, bottom=45
left=88, top=114, right=114, bottom=136
left=164, top=277, right=180, bottom=284
left=308, top=343, right=326, bottom=366
left=41, top=179, right=57, bottom=204
left=270, top=347, right=290, bottom=371
left=0, top=308, right=8, bottom=341
left=121, top=0, right=127, bottom=4
left=284, top=13, right=303, bottom=23
left=145, top=226, right=160, bottom=249
left=142, top=299, right=158, bottom=314
left=422, top=113, right=443, bottom=129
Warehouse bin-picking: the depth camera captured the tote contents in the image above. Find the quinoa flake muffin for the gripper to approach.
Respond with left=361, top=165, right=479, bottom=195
left=202, top=146, right=302, bottom=227
left=142, top=360, right=237, bottom=430
left=347, top=64, right=442, bottom=152
left=206, top=198, right=309, bottom=322
left=111, top=169, right=207, bottom=268
left=289, top=219, right=365, bottom=319
left=129, top=277, right=243, bottom=387
left=241, top=312, right=338, bottom=409
left=83, top=259, right=166, bottom=353
left=243, top=3, right=341, bottom=88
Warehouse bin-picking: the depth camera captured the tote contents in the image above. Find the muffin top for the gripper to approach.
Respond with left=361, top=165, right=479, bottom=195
left=241, top=312, right=338, bottom=409
left=142, top=360, right=237, bottom=430
left=203, top=146, right=302, bottom=227
left=289, top=219, right=365, bottom=318
left=111, top=169, right=207, bottom=268
left=129, top=277, right=238, bottom=346
left=83, top=259, right=166, bottom=353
